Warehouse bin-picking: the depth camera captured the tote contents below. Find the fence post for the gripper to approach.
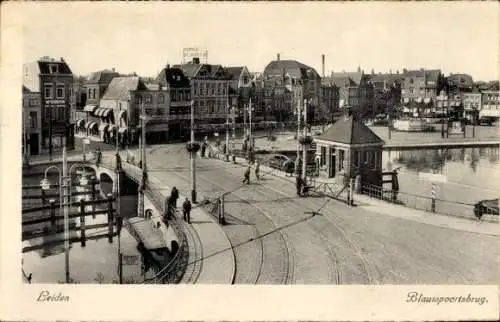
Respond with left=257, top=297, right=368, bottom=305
left=348, top=178, right=355, bottom=206
left=431, top=183, right=436, bottom=213
left=49, top=199, right=56, bottom=231
left=91, top=180, right=96, bottom=219
left=80, top=199, right=86, bottom=247
left=107, top=193, right=114, bottom=243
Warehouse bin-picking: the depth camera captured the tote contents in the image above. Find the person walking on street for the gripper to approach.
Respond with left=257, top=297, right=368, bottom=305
left=242, top=166, right=251, bottom=184
left=95, top=147, right=102, bottom=167
left=182, top=198, right=192, bottom=224
left=255, top=160, right=261, bottom=180
left=170, top=186, right=179, bottom=209
left=296, top=175, right=303, bottom=197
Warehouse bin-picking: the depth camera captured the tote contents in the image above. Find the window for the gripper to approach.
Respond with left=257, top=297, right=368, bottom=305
left=88, top=88, right=92, bottom=99
left=29, top=98, right=38, bottom=107
left=135, top=95, right=142, bottom=104
left=92, top=88, right=96, bottom=99
left=320, top=146, right=326, bottom=166
left=158, top=94, right=164, bottom=104
left=409, top=87, right=414, bottom=94
left=49, top=64, right=58, bottom=74
left=44, top=84, right=53, bottom=99
left=29, top=111, right=37, bottom=128
left=145, top=95, right=153, bottom=104
left=58, top=106, right=65, bottom=121
left=56, top=85, right=65, bottom=99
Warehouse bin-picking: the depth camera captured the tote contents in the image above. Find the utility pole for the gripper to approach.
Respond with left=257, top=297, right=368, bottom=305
left=138, top=99, right=146, bottom=217
left=296, top=98, right=302, bottom=175
left=115, top=102, right=122, bottom=283
left=190, top=100, right=197, bottom=203
left=225, top=105, right=230, bottom=162
left=249, top=98, right=253, bottom=148
left=302, top=99, right=308, bottom=181
left=231, top=106, right=236, bottom=156
left=49, top=103, right=53, bottom=160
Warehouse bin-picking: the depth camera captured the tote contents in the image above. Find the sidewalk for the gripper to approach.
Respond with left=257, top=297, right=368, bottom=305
left=225, top=152, right=500, bottom=237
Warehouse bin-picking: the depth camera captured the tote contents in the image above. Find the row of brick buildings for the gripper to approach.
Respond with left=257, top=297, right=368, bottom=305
left=22, top=55, right=499, bottom=155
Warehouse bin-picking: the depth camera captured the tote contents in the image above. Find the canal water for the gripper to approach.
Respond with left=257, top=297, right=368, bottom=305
left=22, top=172, right=144, bottom=284
left=383, top=147, right=500, bottom=217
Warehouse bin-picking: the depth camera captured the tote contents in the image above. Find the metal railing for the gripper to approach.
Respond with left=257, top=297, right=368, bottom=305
left=359, top=183, right=499, bottom=221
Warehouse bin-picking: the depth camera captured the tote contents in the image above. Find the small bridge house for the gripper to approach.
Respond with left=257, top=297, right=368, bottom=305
left=313, top=115, right=385, bottom=188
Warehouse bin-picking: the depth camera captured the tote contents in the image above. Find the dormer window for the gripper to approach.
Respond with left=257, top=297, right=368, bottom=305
left=49, top=64, right=59, bottom=74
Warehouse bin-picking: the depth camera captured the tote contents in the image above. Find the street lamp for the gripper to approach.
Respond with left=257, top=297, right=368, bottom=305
left=40, top=147, right=88, bottom=283
left=186, top=100, right=198, bottom=203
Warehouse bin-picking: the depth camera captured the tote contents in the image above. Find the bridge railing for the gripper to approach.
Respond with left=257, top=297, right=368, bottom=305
left=117, top=160, right=190, bottom=284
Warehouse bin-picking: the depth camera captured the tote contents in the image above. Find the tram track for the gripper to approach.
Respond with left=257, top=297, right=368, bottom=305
left=147, top=149, right=292, bottom=284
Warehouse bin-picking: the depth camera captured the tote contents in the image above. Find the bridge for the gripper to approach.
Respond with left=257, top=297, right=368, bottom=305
left=24, top=154, right=139, bottom=197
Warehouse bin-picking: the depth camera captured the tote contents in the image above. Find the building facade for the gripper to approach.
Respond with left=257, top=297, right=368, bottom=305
left=23, top=57, right=74, bottom=154
left=330, top=68, right=374, bottom=120
left=22, top=86, right=42, bottom=155
left=169, top=58, right=231, bottom=134
left=368, top=72, right=403, bottom=117
left=73, top=69, right=120, bottom=143
left=461, top=92, right=482, bottom=124
left=262, top=59, right=321, bottom=123
left=226, top=66, right=253, bottom=123
left=480, top=91, right=500, bottom=124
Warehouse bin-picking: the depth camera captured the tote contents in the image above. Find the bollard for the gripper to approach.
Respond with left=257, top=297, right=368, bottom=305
left=80, top=199, right=86, bottom=247
left=107, top=193, right=114, bottom=243
left=431, top=183, right=436, bottom=213
left=49, top=199, right=56, bottom=231
left=232, top=155, right=236, bottom=163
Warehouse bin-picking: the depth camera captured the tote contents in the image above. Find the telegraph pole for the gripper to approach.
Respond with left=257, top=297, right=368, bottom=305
left=190, top=100, right=197, bottom=203
left=231, top=106, right=236, bottom=157
left=249, top=98, right=253, bottom=148
left=302, top=99, right=308, bottom=181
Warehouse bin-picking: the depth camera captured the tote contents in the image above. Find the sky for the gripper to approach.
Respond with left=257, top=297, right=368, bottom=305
left=12, top=2, right=500, bottom=81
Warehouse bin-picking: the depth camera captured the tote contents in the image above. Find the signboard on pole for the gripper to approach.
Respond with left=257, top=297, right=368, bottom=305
left=83, top=138, right=90, bottom=145
left=418, top=172, right=447, bottom=183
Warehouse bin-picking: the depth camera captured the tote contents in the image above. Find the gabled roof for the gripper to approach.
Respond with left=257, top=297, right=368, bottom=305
left=87, top=69, right=120, bottom=84
left=101, top=76, right=146, bottom=101
left=226, top=67, right=245, bottom=80
left=157, top=67, right=191, bottom=88
left=330, top=71, right=364, bottom=87
left=368, top=73, right=404, bottom=84
left=172, top=63, right=201, bottom=79
left=316, top=115, right=384, bottom=145
left=403, top=69, right=441, bottom=81
left=264, top=60, right=320, bottom=79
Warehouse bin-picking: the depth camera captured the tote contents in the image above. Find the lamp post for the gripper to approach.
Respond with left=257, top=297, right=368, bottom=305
left=225, top=106, right=230, bottom=162
left=472, top=103, right=477, bottom=138
left=231, top=106, right=236, bottom=160
left=40, top=147, right=88, bottom=283
left=190, top=100, right=197, bottom=203
left=114, top=104, right=122, bottom=283
left=249, top=98, right=253, bottom=149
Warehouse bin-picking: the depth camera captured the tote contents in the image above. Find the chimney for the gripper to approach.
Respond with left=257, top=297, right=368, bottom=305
left=60, top=57, right=65, bottom=62
left=403, top=68, right=408, bottom=74
left=193, top=57, right=200, bottom=64
left=321, top=54, right=325, bottom=78
left=166, top=64, right=170, bottom=69
left=357, top=66, right=361, bottom=73
left=371, top=69, right=374, bottom=75
left=112, top=67, right=115, bottom=72
left=277, top=53, right=280, bottom=61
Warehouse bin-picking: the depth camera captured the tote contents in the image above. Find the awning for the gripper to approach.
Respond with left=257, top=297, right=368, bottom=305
left=118, top=110, right=127, bottom=120
left=108, top=125, right=117, bottom=132
left=99, top=124, right=109, bottom=132
left=85, top=121, right=97, bottom=130
left=94, top=108, right=103, bottom=116
left=76, top=119, right=85, bottom=127
left=83, top=105, right=97, bottom=113
left=403, top=98, right=409, bottom=103
left=479, top=109, right=500, bottom=118
left=102, top=108, right=113, bottom=118
left=424, top=97, right=431, bottom=104
left=416, top=97, right=423, bottom=103
left=118, top=127, right=129, bottom=134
